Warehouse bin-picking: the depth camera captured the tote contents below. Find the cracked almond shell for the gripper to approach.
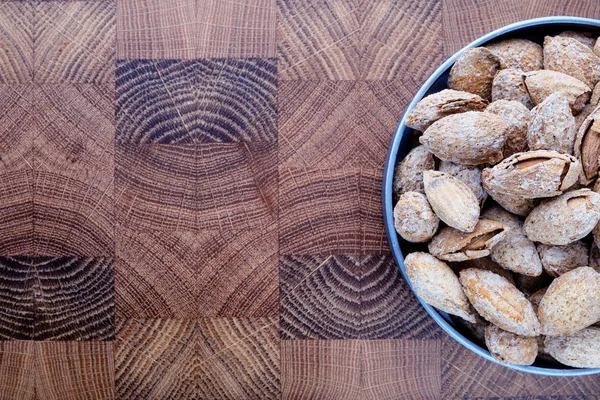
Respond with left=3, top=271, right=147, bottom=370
left=404, top=252, right=475, bottom=323
left=485, top=324, right=538, bottom=365
left=481, top=150, right=581, bottom=199
left=524, top=189, right=600, bottom=245
left=392, top=145, right=435, bottom=196
left=438, top=160, right=487, bottom=206
left=419, top=111, right=508, bottom=166
left=538, top=267, right=600, bottom=336
left=492, top=69, right=535, bottom=109
left=485, top=100, right=530, bottom=158
left=459, top=268, right=541, bottom=336
left=428, top=219, right=509, bottom=262
left=574, top=104, right=600, bottom=184
left=405, top=89, right=488, bottom=132
left=525, top=70, right=591, bottom=114
left=537, top=241, right=589, bottom=277
left=545, top=327, right=600, bottom=368
left=485, top=38, right=543, bottom=72
left=527, top=93, right=577, bottom=155
left=423, top=170, right=480, bottom=232
left=543, top=35, right=600, bottom=88
left=482, top=206, right=542, bottom=277
left=448, top=47, right=501, bottom=100
left=393, top=192, right=439, bottom=243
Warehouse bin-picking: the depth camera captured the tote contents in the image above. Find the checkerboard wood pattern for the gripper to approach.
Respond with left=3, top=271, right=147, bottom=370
left=0, top=0, right=599, bottom=399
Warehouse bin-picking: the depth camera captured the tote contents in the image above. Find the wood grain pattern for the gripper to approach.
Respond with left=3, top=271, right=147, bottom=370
left=35, top=1, right=115, bottom=83
left=0, top=170, right=34, bottom=255
left=116, top=224, right=278, bottom=318
left=116, top=58, right=277, bottom=144
left=116, top=142, right=277, bottom=232
left=0, top=2, right=34, bottom=83
left=0, top=256, right=114, bottom=341
left=441, top=336, right=600, bottom=399
left=0, top=85, right=37, bottom=172
left=0, top=341, right=114, bottom=400
left=116, top=317, right=280, bottom=399
left=524, top=0, right=600, bottom=20
left=280, top=255, right=441, bottom=339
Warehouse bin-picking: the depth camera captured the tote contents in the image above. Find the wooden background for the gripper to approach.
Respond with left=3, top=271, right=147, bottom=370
left=0, top=0, right=600, bottom=399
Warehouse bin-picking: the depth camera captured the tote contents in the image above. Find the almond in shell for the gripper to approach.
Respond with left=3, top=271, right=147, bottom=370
left=485, top=38, right=543, bottom=72
left=393, top=192, right=439, bottom=243
left=438, top=161, right=487, bottom=206
left=574, top=104, right=600, bottom=184
left=485, top=324, right=538, bottom=365
left=543, top=35, right=600, bottom=88
left=527, top=93, right=577, bottom=155
left=492, top=68, right=535, bottom=109
left=537, top=241, right=589, bottom=277
left=525, top=70, right=591, bottom=114
left=545, top=327, right=600, bottom=368
left=404, top=252, right=475, bottom=323
left=459, top=268, right=541, bottom=336
left=448, top=47, right=501, bottom=100
left=393, top=145, right=435, bottom=196
left=558, top=30, right=596, bottom=49
left=485, top=100, right=530, bottom=158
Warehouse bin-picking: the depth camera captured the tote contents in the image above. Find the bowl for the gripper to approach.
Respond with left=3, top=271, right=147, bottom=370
left=382, top=16, right=600, bottom=376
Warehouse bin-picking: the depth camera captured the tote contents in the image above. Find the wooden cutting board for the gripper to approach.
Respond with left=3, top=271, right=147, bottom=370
left=0, top=0, right=599, bottom=399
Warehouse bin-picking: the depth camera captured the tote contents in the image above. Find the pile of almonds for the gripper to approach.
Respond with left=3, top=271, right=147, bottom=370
left=393, top=32, right=600, bottom=368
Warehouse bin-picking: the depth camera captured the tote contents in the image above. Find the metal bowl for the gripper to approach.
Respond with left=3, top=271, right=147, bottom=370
left=382, top=16, right=600, bottom=376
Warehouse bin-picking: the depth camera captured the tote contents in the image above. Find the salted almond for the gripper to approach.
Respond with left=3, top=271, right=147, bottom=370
left=405, top=89, right=488, bottom=132
left=481, top=150, right=581, bottom=199
left=545, top=327, right=600, bottom=368
left=485, top=38, right=543, bottom=72
left=392, top=145, right=435, bottom=196
left=558, top=31, right=596, bottom=49
left=429, top=219, right=509, bottom=262
left=537, top=241, right=589, bottom=277
left=404, top=252, right=475, bottom=323
left=448, top=47, right=501, bottom=100
left=393, top=192, right=439, bottom=243
left=438, top=161, right=487, bottom=206
left=525, top=70, right=591, bottom=114
left=524, top=189, right=600, bottom=245
left=492, top=69, right=535, bottom=109
left=485, top=100, right=530, bottom=158
left=459, top=268, right=541, bottom=336
left=423, top=171, right=480, bottom=232
left=485, top=324, right=538, bottom=365
left=527, top=93, right=577, bottom=155
left=544, top=35, right=600, bottom=88
left=420, top=111, right=508, bottom=166
left=538, top=267, right=600, bottom=336
left=482, top=206, right=542, bottom=277
left=574, top=105, right=600, bottom=184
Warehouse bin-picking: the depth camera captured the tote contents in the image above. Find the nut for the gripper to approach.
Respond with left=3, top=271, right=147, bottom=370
left=393, top=192, right=439, bottom=243
left=485, top=324, right=538, bottom=365
left=448, top=47, right=501, bottom=100
left=527, top=93, right=577, bottom=155
left=524, top=189, right=600, bottom=245
left=558, top=30, right=596, bottom=49
left=485, top=100, right=530, bottom=158
left=419, top=111, right=508, bottom=165
left=393, top=145, right=435, bottom=196
left=543, top=35, right=600, bottom=88
left=485, top=38, right=543, bottom=72
left=575, top=103, right=594, bottom=131
left=404, top=252, right=475, bottom=323
left=482, top=206, right=542, bottom=277
left=525, top=70, right=591, bottom=114
left=537, top=241, right=589, bottom=277
left=573, top=105, right=600, bottom=184
left=591, top=82, right=600, bottom=106
left=538, top=267, right=600, bottom=336
left=429, top=219, right=509, bottom=262
left=492, top=69, right=535, bottom=109
left=459, top=268, right=541, bottom=336
left=405, top=89, right=488, bottom=132
left=438, top=160, right=487, bottom=206
left=481, top=150, right=581, bottom=199
left=545, top=327, right=600, bottom=368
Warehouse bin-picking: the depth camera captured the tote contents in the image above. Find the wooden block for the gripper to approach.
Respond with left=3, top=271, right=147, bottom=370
left=116, top=59, right=277, bottom=144
left=0, top=256, right=113, bottom=341
left=278, top=0, right=361, bottom=80
left=196, top=0, right=277, bottom=58
left=0, top=341, right=36, bottom=400
left=280, top=255, right=441, bottom=339
left=362, top=340, right=441, bottom=400
left=116, top=142, right=277, bottom=232
left=116, top=224, right=278, bottom=318
left=197, top=317, right=280, bottom=399
left=0, top=2, right=35, bottom=83
left=0, top=170, right=34, bottom=255
left=0, top=85, right=36, bottom=171
left=524, top=0, right=600, bottom=19
left=37, top=342, right=115, bottom=400
left=442, top=0, right=525, bottom=55
left=35, top=1, right=115, bottom=84
left=441, top=336, right=600, bottom=399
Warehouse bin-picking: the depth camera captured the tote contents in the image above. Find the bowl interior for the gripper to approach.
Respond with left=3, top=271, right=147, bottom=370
left=384, top=17, right=600, bottom=376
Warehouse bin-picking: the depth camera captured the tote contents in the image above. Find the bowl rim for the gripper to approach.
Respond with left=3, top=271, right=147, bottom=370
left=382, top=16, right=600, bottom=376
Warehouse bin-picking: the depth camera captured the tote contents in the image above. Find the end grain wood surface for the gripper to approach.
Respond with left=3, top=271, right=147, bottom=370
left=0, top=0, right=599, bottom=399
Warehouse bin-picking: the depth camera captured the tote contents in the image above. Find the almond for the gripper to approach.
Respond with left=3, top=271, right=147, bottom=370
left=537, top=241, right=589, bottom=277
left=543, top=35, right=600, bottom=88
left=485, top=38, right=543, bottom=72
left=574, top=105, right=600, bottom=184
left=485, top=99, right=530, bottom=158
left=545, top=327, right=600, bottom=368
left=492, top=69, right=535, bottom=109
left=558, top=31, right=596, bottom=49
left=485, top=324, right=538, bottom=365
left=392, top=145, right=435, bottom=197
left=448, top=47, right=501, bottom=100
left=527, top=93, right=577, bottom=155
left=525, top=70, right=591, bottom=114
left=438, top=161, right=487, bottom=206
left=393, top=192, right=439, bottom=243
